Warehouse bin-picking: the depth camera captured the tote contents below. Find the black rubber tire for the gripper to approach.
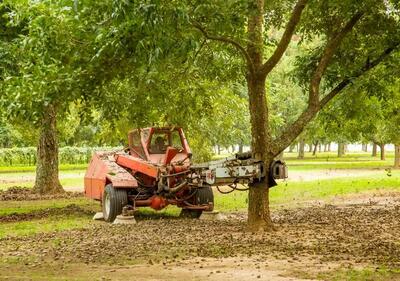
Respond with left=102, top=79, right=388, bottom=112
left=180, top=186, right=214, bottom=219
left=196, top=186, right=214, bottom=206
left=102, top=184, right=128, bottom=222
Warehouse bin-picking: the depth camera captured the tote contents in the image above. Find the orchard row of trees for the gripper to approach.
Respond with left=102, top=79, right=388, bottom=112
left=0, top=0, right=399, bottom=230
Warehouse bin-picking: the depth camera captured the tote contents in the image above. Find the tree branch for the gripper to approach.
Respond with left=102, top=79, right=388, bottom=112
left=271, top=43, right=399, bottom=156
left=309, top=12, right=363, bottom=107
left=320, top=43, right=399, bottom=107
left=260, top=0, right=308, bottom=77
left=192, top=21, right=255, bottom=74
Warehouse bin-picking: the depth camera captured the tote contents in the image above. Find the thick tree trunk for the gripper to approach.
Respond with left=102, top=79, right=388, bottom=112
left=318, top=143, right=322, bottom=152
left=245, top=0, right=275, bottom=232
left=338, top=142, right=345, bottom=157
left=328, top=143, right=331, bottom=152
left=247, top=74, right=273, bottom=231
left=239, top=143, right=244, bottom=153
left=379, top=143, right=385, bottom=161
left=298, top=139, right=305, bottom=159
left=217, top=145, right=221, bottom=155
left=33, top=104, right=63, bottom=194
left=323, top=143, right=328, bottom=152
left=394, top=144, right=400, bottom=169
left=372, top=143, right=377, bottom=157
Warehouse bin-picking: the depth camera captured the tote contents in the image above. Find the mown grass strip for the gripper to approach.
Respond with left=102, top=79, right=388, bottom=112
left=0, top=164, right=88, bottom=173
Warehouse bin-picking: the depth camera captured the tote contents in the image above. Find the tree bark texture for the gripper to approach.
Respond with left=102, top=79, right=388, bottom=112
left=33, top=104, right=63, bottom=194
left=379, top=143, right=385, bottom=161
left=312, top=141, right=319, bottom=156
left=394, top=144, right=400, bottom=169
left=247, top=74, right=273, bottom=231
left=372, top=143, right=377, bottom=157
left=338, top=142, right=345, bottom=158
left=298, top=139, right=305, bottom=159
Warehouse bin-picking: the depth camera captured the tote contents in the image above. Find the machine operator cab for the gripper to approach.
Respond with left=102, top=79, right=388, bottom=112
left=127, top=127, right=192, bottom=164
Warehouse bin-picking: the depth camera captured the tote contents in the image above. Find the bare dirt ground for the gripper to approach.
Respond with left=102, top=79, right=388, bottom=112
left=0, top=186, right=82, bottom=201
left=0, top=192, right=399, bottom=280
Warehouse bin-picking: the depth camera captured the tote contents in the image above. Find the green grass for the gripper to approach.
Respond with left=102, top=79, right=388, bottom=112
left=0, top=215, right=92, bottom=238
left=0, top=197, right=98, bottom=238
left=214, top=151, right=396, bottom=170
left=317, top=267, right=400, bottom=281
left=286, top=152, right=394, bottom=170
left=0, top=197, right=94, bottom=216
left=214, top=172, right=400, bottom=212
left=0, top=164, right=87, bottom=173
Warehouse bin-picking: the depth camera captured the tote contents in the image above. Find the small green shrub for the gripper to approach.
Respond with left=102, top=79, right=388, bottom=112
left=0, top=147, right=119, bottom=166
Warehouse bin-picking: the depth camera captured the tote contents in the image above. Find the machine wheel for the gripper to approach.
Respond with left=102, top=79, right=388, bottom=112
left=180, top=186, right=214, bottom=219
left=102, top=184, right=128, bottom=222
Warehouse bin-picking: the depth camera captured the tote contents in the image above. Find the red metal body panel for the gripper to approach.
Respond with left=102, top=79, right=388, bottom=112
left=163, top=147, right=178, bottom=164
left=84, top=152, right=138, bottom=200
left=114, top=153, right=159, bottom=179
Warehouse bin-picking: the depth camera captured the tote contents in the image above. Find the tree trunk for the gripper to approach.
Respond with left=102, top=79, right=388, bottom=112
left=372, top=143, right=377, bottom=157
left=33, top=104, right=63, bottom=194
left=217, top=144, right=221, bottom=155
left=394, top=144, right=400, bottom=169
left=312, top=141, right=319, bottom=156
left=308, top=143, right=313, bottom=153
left=338, top=142, right=345, bottom=157
left=379, top=143, right=385, bottom=161
left=318, top=143, right=322, bottom=152
left=289, top=144, right=295, bottom=153
left=245, top=0, right=275, bottom=232
left=324, top=143, right=328, bottom=152
left=328, top=143, right=331, bottom=152
left=362, top=143, right=368, bottom=152
left=247, top=73, right=273, bottom=231
left=239, top=142, right=244, bottom=153
left=298, top=139, right=305, bottom=159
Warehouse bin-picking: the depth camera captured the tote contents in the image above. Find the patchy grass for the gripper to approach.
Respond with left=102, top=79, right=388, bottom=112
left=214, top=172, right=400, bottom=212
left=0, top=215, right=92, bottom=238
left=0, top=197, right=98, bottom=238
left=317, top=267, right=400, bottom=281
left=0, top=197, right=94, bottom=216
